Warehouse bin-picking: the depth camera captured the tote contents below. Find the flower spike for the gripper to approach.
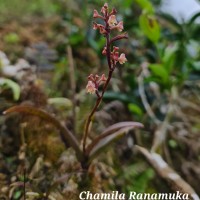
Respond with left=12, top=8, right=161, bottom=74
left=87, top=3, right=128, bottom=94
left=84, top=3, right=129, bottom=155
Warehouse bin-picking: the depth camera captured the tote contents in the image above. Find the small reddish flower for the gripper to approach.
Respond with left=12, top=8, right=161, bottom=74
left=93, top=9, right=104, bottom=19
left=95, top=74, right=100, bottom=80
left=110, top=8, right=117, bottom=15
left=93, top=23, right=107, bottom=34
left=102, top=47, right=107, bottom=55
left=108, top=15, right=117, bottom=27
left=99, top=74, right=107, bottom=82
left=88, top=74, right=95, bottom=82
left=116, top=21, right=124, bottom=32
left=99, top=25, right=107, bottom=34
left=93, top=10, right=100, bottom=18
left=101, top=3, right=108, bottom=15
left=93, top=22, right=98, bottom=30
left=86, top=81, right=96, bottom=94
left=86, top=73, right=107, bottom=95
left=104, top=3, right=108, bottom=8
left=118, top=53, right=127, bottom=64
left=112, top=51, right=119, bottom=64
left=113, top=46, right=119, bottom=52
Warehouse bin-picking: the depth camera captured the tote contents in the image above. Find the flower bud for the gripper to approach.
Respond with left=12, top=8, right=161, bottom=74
left=110, top=8, right=117, bottom=15
left=95, top=74, right=100, bottom=80
left=113, top=46, right=119, bottom=52
left=102, top=47, right=107, bottom=55
left=112, top=51, right=119, bottom=63
left=101, top=3, right=108, bottom=15
left=93, top=10, right=100, bottom=18
left=88, top=74, right=95, bottom=81
left=100, top=74, right=107, bottom=82
left=104, top=3, right=108, bottom=8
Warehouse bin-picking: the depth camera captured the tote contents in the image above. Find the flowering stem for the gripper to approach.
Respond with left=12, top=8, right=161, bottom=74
left=83, top=72, right=113, bottom=154
left=83, top=33, right=114, bottom=153
left=83, top=3, right=128, bottom=156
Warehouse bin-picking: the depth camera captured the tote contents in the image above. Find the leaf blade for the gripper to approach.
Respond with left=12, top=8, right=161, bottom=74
left=139, top=13, right=160, bottom=43
left=149, top=64, right=169, bottom=84
left=86, top=121, right=143, bottom=159
left=0, top=78, right=20, bottom=100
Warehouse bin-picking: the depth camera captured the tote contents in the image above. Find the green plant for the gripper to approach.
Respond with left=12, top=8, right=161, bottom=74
left=136, top=0, right=160, bottom=44
left=0, top=77, right=20, bottom=101
left=3, top=3, right=143, bottom=172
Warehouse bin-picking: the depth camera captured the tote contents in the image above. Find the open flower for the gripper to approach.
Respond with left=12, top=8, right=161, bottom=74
left=86, top=81, right=96, bottom=94
left=116, top=21, right=124, bottom=32
left=118, top=53, right=127, bottom=64
left=108, top=15, right=117, bottom=27
left=93, top=23, right=107, bottom=34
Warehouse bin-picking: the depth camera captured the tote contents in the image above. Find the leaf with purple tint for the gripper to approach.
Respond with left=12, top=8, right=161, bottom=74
left=86, top=121, right=143, bottom=160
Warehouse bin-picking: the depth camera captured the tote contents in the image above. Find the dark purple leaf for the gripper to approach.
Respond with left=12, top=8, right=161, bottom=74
left=86, top=121, right=143, bottom=159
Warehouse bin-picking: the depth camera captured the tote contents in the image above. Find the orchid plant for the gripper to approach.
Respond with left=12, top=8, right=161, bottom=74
left=3, top=3, right=143, bottom=170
